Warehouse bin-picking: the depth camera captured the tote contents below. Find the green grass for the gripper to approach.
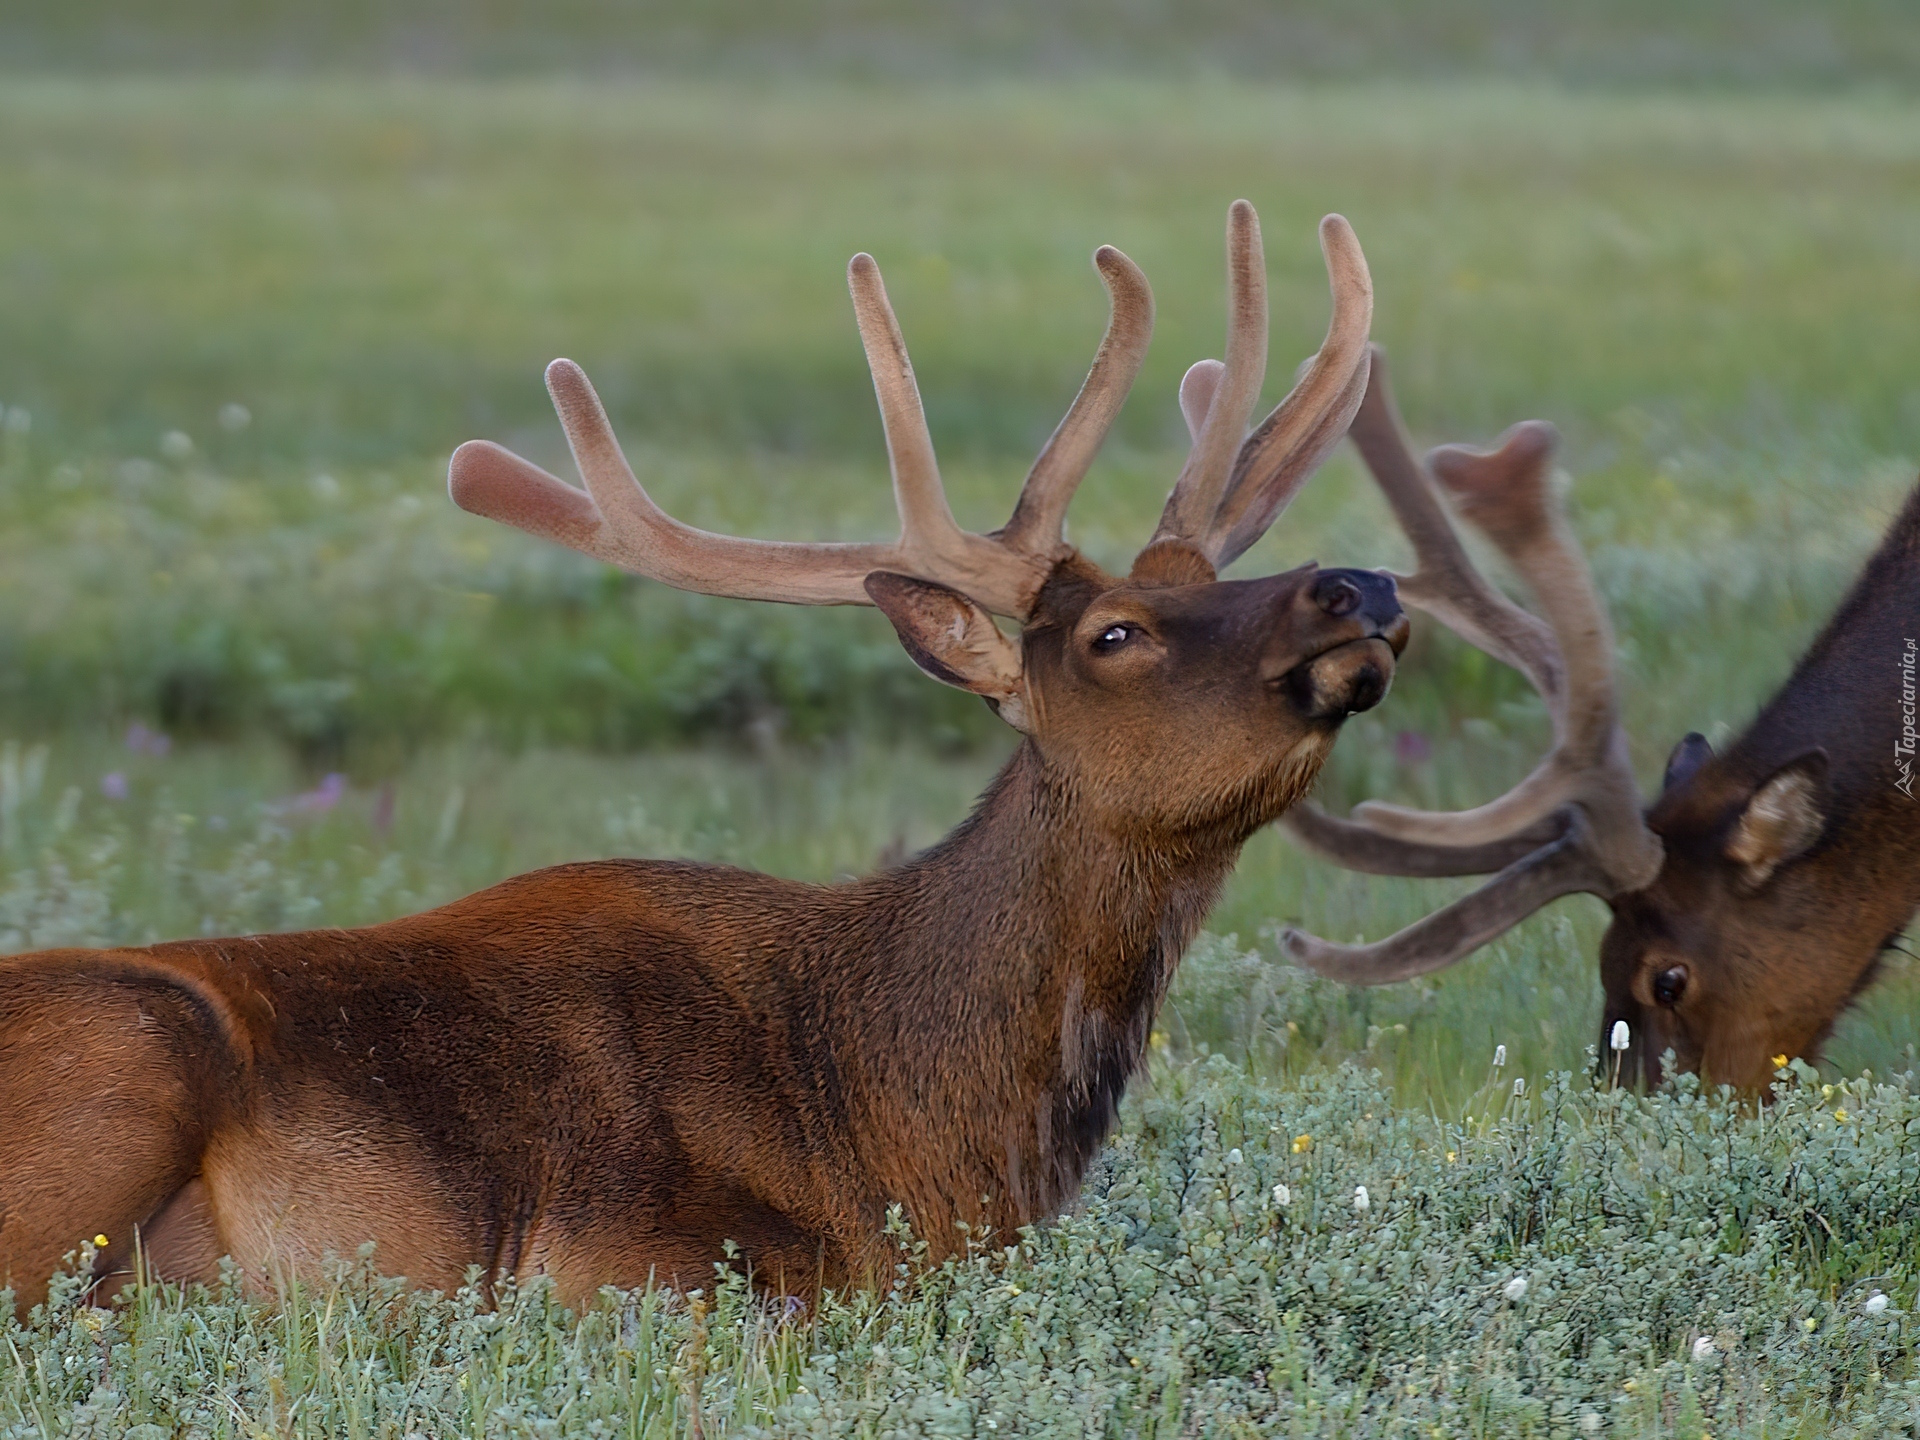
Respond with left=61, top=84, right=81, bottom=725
left=10, top=79, right=1920, bottom=464
left=6, top=68, right=1920, bottom=1435
left=15, top=1062, right=1920, bottom=1437
left=2, top=78, right=1917, bottom=762
left=8, top=0, right=1920, bottom=89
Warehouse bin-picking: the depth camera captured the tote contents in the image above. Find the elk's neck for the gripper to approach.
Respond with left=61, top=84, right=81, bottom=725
left=1734, top=483, right=1920, bottom=816
left=837, top=740, right=1246, bottom=1236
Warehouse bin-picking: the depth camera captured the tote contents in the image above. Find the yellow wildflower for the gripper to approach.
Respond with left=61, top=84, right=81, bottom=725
left=1835, top=1109, right=1849, bottom=1123
left=1291, top=1134, right=1312, bottom=1154
left=1772, top=1055, right=1789, bottom=1069
left=92, top=1234, right=108, bottom=1249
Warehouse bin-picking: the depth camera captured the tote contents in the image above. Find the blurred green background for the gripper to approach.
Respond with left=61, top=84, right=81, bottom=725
left=6, top=0, right=1919, bottom=86
left=3, top=1, right=1918, bottom=1100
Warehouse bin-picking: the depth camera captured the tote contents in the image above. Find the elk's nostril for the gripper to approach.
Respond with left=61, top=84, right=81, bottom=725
left=1315, top=576, right=1362, bottom=617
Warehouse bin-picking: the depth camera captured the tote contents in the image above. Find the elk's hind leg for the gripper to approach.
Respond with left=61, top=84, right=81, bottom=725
left=0, top=961, right=226, bottom=1312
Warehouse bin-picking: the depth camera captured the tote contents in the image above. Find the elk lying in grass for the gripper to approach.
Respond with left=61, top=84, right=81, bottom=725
left=1282, top=345, right=1920, bottom=1089
left=1, top=204, right=1407, bottom=1311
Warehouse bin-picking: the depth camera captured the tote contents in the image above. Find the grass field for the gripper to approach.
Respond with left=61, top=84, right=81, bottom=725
left=7, top=0, right=1920, bottom=87
left=4, top=63, right=1920, bottom=1436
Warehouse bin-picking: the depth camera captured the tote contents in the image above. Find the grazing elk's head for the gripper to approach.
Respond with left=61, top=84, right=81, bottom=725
left=450, top=202, right=1406, bottom=843
left=1596, top=478, right=1920, bottom=1088
left=1281, top=346, right=1920, bottom=1091
left=1594, top=740, right=1841, bottom=1088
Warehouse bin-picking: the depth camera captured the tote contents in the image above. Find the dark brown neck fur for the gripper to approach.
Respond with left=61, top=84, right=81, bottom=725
left=804, top=736, right=1282, bottom=1259
left=1724, top=483, right=1920, bottom=812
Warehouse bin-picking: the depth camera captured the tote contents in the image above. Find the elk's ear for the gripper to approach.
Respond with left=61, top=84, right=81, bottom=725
left=1724, top=749, right=1828, bottom=888
left=1662, top=732, right=1715, bottom=793
left=864, top=572, right=1030, bottom=731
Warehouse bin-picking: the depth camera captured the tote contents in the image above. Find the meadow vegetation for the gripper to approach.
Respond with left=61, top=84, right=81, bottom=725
left=7, top=0, right=1920, bottom=87
left=14, top=1059, right=1920, bottom=1437
left=3, top=44, right=1920, bottom=1436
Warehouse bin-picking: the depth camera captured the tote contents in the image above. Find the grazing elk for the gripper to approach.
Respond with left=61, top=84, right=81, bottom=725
left=1280, top=345, right=1920, bottom=1089
left=1, top=204, right=1408, bottom=1312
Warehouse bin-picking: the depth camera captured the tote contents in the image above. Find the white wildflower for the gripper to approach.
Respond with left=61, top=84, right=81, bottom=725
left=159, top=430, right=193, bottom=460
left=1493, top=1044, right=1507, bottom=1067
left=1512, top=1077, right=1525, bottom=1097
left=1865, top=1291, right=1890, bottom=1315
left=218, top=402, right=252, bottom=432
left=1610, top=1019, right=1631, bottom=1051
left=1225, top=1148, right=1243, bottom=1165
left=1352, top=1185, right=1369, bottom=1213
left=1691, top=1336, right=1714, bottom=1361
left=1502, top=1275, right=1527, bottom=1303
left=1271, top=1184, right=1291, bottom=1208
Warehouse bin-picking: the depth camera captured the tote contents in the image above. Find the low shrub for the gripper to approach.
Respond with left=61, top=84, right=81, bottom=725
left=9, top=1059, right=1920, bottom=1437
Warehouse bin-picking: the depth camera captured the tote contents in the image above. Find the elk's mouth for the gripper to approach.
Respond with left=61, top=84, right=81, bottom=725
left=1273, top=635, right=1401, bottom=722
left=1261, top=567, right=1407, bottom=722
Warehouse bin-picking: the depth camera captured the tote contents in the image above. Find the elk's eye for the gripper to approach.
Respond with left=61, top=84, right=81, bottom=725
left=1653, top=965, right=1689, bottom=1007
left=1093, top=624, right=1133, bottom=652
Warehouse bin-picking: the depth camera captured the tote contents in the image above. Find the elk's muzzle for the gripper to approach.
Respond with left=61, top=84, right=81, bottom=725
left=1276, top=569, right=1407, bottom=721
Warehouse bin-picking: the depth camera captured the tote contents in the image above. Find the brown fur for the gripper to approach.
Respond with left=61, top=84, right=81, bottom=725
left=0, top=555, right=1403, bottom=1311
left=1602, top=482, right=1920, bottom=1088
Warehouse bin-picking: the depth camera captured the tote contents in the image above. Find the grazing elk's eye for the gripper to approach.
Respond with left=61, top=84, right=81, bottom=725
left=1093, top=624, right=1133, bottom=652
left=1653, top=965, right=1689, bottom=1007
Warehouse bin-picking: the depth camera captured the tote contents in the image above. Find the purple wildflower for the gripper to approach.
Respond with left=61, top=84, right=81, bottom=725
left=292, top=773, right=348, bottom=813
left=124, top=722, right=172, bottom=757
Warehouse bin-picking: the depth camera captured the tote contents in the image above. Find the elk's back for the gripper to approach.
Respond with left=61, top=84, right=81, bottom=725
left=2, top=860, right=877, bottom=1303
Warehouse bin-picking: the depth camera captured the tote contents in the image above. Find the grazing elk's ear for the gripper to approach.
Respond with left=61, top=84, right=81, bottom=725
left=1724, top=749, right=1828, bottom=887
left=1662, top=732, right=1715, bottom=793
left=864, top=572, right=1030, bottom=731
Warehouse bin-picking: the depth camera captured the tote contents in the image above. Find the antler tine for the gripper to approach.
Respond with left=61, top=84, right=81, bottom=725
left=845, top=254, right=969, bottom=567
left=1177, top=359, right=1225, bottom=443
left=1349, top=423, right=1653, bottom=862
left=478, top=359, right=893, bottom=604
left=1283, top=802, right=1570, bottom=878
left=1149, top=199, right=1269, bottom=551
left=448, top=436, right=614, bottom=561
left=1205, top=214, right=1376, bottom=569
left=1278, top=353, right=1664, bottom=984
left=1281, top=808, right=1611, bottom=984
left=999, top=245, right=1155, bottom=554
left=455, top=345, right=1054, bottom=617
left=1346, top=346, right=1562, bottom=704
left=1279, top=349, right=1574, bottom=881
left=460, top=248, right=1179, bottom=618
